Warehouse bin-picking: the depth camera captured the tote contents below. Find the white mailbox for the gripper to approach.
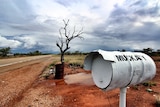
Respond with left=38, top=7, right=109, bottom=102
left=84, top=49, right=156, bottom=91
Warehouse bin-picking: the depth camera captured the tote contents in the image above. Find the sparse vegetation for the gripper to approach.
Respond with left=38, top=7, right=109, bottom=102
left=132, top=85, right=140, bottom=90
left=0, top=47, right=48, bottom=59
left=64, top=55, right=85, bottom=66
left=142, top=81, right=157, bottom=87
left=0, top=47, right=11, bottom=57
left=40, top=73, right=50, bottom=79
left=132, top=81, right=157, bottom=91
left=154, top=94, right=160, bottom=106
left=49, top=54, right=86, bottom=68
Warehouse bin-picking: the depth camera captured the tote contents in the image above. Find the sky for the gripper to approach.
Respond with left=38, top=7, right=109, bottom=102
left=0, top=0, right=160, bottom=53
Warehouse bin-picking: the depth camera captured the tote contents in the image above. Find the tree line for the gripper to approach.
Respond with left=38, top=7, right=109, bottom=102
left=117, top=48, right=160, bottom=56
left=60, top=51, right=88, bottom=55
left=0, top=47, right=44, bottom=57
left=0, top=47, right=11, bottom=57
left=1, top=47, right=160, bottom=58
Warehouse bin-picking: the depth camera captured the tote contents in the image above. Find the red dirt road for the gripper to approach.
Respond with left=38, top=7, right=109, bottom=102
left=0, top=55, right=52, bottom=73
left=0, top=56, right=54, bottom=107
left=0, top=56, right=160, bottom=107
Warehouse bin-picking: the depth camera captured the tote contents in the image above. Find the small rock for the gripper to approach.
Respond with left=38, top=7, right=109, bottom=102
left=146, top=88, right=153, bottom=92
left=73, top=99, right=77, bottom=102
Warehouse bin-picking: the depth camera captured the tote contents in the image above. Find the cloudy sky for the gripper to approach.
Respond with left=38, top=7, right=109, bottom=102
left=0, top=0, right=160, bottom=53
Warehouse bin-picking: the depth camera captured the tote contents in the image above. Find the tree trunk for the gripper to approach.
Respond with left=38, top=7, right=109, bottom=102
left=60, top=53, right=64, bottom=64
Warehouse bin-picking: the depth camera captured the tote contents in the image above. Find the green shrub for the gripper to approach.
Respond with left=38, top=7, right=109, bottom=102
left=142, top=81, right=156, bottom=87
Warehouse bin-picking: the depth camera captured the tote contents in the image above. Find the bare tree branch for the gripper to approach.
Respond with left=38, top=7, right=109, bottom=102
left=56, top=19, right=84, bottom=63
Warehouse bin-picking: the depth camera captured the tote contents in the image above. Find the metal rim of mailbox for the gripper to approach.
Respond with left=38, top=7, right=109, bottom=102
left=91, top=55, right=113, bottom=89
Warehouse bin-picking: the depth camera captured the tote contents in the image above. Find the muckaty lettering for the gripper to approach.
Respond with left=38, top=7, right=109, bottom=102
left=116, top=55, right=146, bottom=61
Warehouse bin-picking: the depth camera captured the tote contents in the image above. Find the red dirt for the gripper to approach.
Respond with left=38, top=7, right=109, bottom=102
left=0, top=57, right=160, bottom=107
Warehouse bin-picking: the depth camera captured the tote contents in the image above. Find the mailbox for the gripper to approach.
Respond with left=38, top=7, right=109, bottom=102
left=84, top=49, right=156, bottom=91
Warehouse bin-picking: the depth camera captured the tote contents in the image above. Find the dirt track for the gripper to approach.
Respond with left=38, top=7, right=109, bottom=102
left=0, top=56, right=54, bottom=107
left=0, top=55, right=52, bottom=73
left=0, top=56, right=160, bottom=107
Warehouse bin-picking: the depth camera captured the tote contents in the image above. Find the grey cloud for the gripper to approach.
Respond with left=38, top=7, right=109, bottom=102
left=12, top=33, right=58, bottom=53
left=91, top=5, right=100, bottom=10
left=0, top=0, right=160, bottom=53
left=55, top=0, right=70, bottom=7
left=109, top=0, right=160, bottom=24
left=0, top=0, right=43, bottom=35
left=90, top=0, right=160, bottom=50
left=3, top=15, right=59, bottom=34
left=55, top=0, right=79, bottom=7
left=0, top=0, right=60, bottom=53
left=10, top=23, right=54, bottom=33
left=0, top=0, right=34, bottom=23
left=127, top=0, right=160, bottom=16
left=109, top=6, right=137, bottom=25
left=134, top=5, right=160, bottom=16
left=128, top=0, right=147, bottom=7
left=94, top=21, right=160, bottom=42
left=0, top=35, right=22, bottom=48
left=110, top=6, right=128, bottom=17
left=131, top=22, right=160, bottom=41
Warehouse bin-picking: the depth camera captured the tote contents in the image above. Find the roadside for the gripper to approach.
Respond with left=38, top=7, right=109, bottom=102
left=0, top=56, right=160, bottom=107
left=14, top=62, right=160, bottom=107
left=0, top=56, right=54, bottom=107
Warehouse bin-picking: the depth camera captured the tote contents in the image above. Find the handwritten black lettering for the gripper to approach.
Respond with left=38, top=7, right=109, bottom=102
left=116, top=55, right=126, bottom=61
left=115, top=55, right=146, bottom=61
left=135, top=55, right=142, bottom=60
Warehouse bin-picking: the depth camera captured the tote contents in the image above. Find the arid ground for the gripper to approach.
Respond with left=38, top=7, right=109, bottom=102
left=0, top=56, right=160, bottom=107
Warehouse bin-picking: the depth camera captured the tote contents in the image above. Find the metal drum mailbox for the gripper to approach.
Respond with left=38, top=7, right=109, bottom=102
left=84, top=49, right=156, bottom=91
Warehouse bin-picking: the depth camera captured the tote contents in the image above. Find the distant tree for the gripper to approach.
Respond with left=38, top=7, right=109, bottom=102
left=28, top=50, right=42, bottom=56
left=157, top=49, right=160, bottom=52
left=64, top=51, right=71, bottom=55
left=73, top=51, right=82, bottom=55
left=56, top=19, right=83, bottom=64
left=0, top=47, right=11, bottom=57
left=33, top=50, right=42, bottom=55
left=121, top=49, right=126, bottom=52
left=143, top=48, right=153, bottom=54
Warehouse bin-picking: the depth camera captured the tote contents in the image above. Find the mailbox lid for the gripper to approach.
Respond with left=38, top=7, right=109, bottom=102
left=95, top=49, right=117, bottom=62
left=84, top=49, right=116, bottom=71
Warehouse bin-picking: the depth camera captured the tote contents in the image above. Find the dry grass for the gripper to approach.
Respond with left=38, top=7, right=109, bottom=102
left=50, top=54, right=86, bottom=66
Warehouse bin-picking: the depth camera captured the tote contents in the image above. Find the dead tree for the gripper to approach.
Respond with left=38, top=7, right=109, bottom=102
left=56, top=19, right=83, bottom=64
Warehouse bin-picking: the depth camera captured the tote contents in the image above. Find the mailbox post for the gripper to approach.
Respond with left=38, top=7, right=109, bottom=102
left=120, top=88, right=127, bottom=107
left=84, top=49, right=156, bottom=107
